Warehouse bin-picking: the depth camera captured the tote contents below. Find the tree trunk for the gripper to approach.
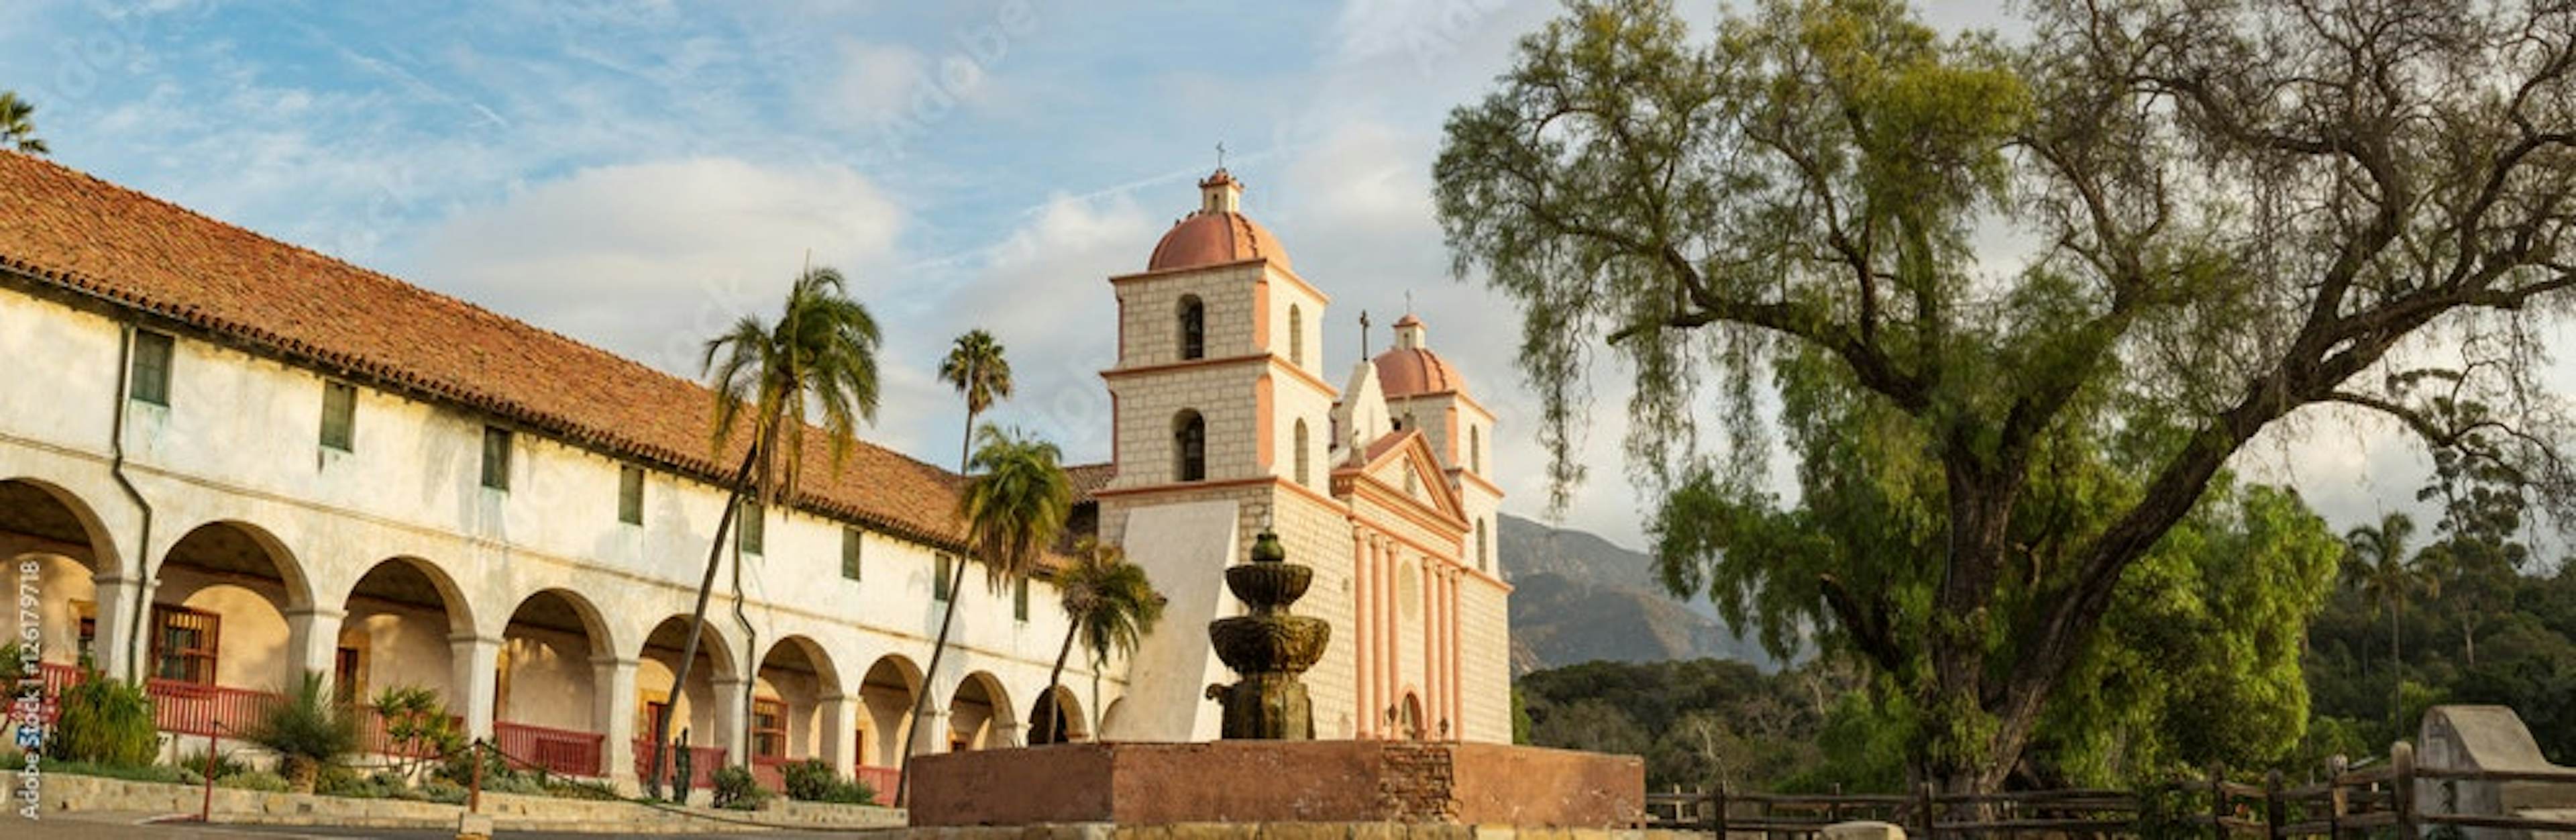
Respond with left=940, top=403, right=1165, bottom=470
left=1036, top=625, right=1078, bottom=744
left=644, top=448, right=757, bottom=800
left=897, top=579, right=965, bottom=805
left=896, top=409, right=981, bottom=805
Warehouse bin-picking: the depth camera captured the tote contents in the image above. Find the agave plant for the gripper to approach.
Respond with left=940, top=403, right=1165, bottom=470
left=250, top=671, right=360, bottom=793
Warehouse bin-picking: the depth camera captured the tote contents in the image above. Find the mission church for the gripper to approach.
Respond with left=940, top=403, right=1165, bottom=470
left=0, top=152, right=1509, bottom=792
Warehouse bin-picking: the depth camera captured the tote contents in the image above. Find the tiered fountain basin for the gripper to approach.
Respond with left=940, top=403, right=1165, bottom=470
left=906, top=739, right=1644, bottom=828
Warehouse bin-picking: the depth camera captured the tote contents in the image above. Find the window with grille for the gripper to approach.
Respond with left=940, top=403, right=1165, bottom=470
left=751, top=698, right=788, bottom=759
left=480, top=427, right=512, bottom=490
left=129, top=330, right=174, bottom=406
left=619, top=465, right=645, bottom=525
left=841, top=527, right=863, bottom=581
left=320, top=382, right=356, bottom=451
left=150, top=605, right=219, bottom=685
left=934, top=554, right=955, bottom=601
left=1013, top=576, right=1030, bottom=621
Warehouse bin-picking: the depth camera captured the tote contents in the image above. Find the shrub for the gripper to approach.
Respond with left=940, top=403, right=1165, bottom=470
left=218, top=770, right=291, bottom=792
left=247, top=671, right=358, bottom=793
left=709, top=764, right=769, bottom=810
left=49, top=671, right=158, bottom=768
left=318, top=768, right=413, bottom=799
left=417, top=779, right=468, bottom=804
left=371, top=684, right=463, bottom=778
left=174, top=748, right=250, bottom=781
left=541, top=777, right=621, bottom=801
left=778, top=758, right=873, bottom=804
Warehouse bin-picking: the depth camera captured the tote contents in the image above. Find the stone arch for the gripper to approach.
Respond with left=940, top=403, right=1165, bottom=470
left=1400, top=691, right=1426, bottom=740
left=1027, top=684, right=1086, bottom=744
left=151, top=519, right=315, bottom=692
left=337, top=556, right=476, bottom=708
left=947, top=670, right=1016, bottom=751
left=0, top=476, right=119, bottom=573
left=1, top=478, right=117, bottom=671
left=1097, top=697, right=1128, bottom=740
left=1177, top=294, right=1206, bottom=360
left=636, top=615, right=739, bottom=759
left=753, top=635, right=843, bottom=763
left=857, top=653, right=923, bottom=767
left=496, top=591, right=604, bottom=746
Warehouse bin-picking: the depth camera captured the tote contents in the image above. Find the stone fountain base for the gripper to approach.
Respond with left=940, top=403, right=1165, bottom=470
left=906, top=741, right=1644, bottom=828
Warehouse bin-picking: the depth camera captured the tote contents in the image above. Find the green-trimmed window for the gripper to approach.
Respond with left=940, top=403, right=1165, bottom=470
left=934, top=554, right=955, bottom=601
left=737, top=501, right=765, bottom=554
left=319, top=382, right=356, bottom=451
left=618, top=465, right=645, bottom=525
left=129, top=331, right=174, bottom=406
left=480, top=427, right=511, bottom=490
left=1012, top=576, right=1030, bottom=621
left=841, top=527, right=863, bottom=581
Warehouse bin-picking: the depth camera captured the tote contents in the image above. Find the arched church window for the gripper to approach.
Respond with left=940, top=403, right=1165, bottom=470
left=1178, top=295, right=1206, bottom=360
left=1175, top=410, right=1207, bottom=482
left=1289, top=305, right=1304, bottom=366
left=1293, top=419, right=1310, bottom=486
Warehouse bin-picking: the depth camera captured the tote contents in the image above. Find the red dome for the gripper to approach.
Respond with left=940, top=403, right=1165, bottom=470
left=1373, top=346, right=1467, bottom=397
left=1147, top=211, right=1291, bottom=272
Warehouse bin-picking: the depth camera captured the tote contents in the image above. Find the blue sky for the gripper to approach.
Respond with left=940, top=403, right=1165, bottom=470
left=1, top=0, right=2455, bottom=553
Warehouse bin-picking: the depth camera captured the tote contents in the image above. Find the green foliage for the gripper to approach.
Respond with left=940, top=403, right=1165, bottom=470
left=702, top=264, right=883, bottom=505
left=780, top=757, right=875, bottom=804
left=1437, top=0, right=2576, bottom=788
left=175, top=748, right=250, bottom=782
left=371, top=684, right=464, bottom=778
left=710, top=764, right=769, bottom=810
left=0, top=90, right=47, bottom=155
left=1511, top=687, right=1532, bottom=745
left=50, top=672, right=158, bottom=768
left=3, top=749, right=189, bottom=784
left=1520, top=658, right=1860, bottom=789
left=957, top=424, right=1073, bottom=588
left=247, top=671, right=359, bottom=771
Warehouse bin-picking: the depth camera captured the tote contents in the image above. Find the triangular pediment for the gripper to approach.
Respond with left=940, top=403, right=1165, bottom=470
left=1334, top=428, right=1467, bottom=529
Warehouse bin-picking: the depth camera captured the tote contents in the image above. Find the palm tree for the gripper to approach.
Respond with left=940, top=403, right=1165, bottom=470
left=896, top=425, right=1071, bottom=804
left=938, top=329, right=1013, bottom=470
left=1032, top=537, right=1163, bottom=744
left=1, top=91, right=47, bottom=155
left=2343, top=511, right=2440, bottom=735
left=644, top=265, right=881, bottom=798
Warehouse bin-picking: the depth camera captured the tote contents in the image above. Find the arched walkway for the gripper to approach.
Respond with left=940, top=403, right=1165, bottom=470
left=947, top=671, right=1016, bottom=751
left=635, top=615, right=736, bottom=789
left=1, top=478, right=111, bottom=688
left=338, top=557, right=472, bottom=757
left=1027, top=684, right=1085, bottom=744
left=496, top=589, right=611, bottom=778
left=750, top=635, right=841, bottom=788
left=147, top=520, right=314, bottom=737
left=857, top=654, right=920, bottom=772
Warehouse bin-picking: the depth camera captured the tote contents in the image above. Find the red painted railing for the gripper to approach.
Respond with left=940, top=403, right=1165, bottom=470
left=632, top=738, right=729, bottom=790
left=492, top=720, right=604, bottom=778
left=855, top=765, right=901, bottom=799
left=15, top=662, right=82, bottom=725
left=146, top=678, right=282, bottom=737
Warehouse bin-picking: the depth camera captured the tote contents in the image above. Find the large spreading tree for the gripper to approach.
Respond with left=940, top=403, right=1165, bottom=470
left=1436, top=0, right=2576, bottom=791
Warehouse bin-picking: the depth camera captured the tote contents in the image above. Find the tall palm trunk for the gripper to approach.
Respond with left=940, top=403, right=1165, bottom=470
left=895, top=410, right=979, bottom=806
left=645, top=448, right=757, bottom=799
left=1037, top=625, right=1078, bottom=744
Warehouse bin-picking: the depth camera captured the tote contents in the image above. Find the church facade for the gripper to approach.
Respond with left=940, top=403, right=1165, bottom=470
left=1089, top=170, right=1511, bottom=744
left=0, top=152, right=1509, bottom=794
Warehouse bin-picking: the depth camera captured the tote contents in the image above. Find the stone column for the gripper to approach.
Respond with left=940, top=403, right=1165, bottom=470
left=283, top=606, right=345, bottom=692
left=1352, top=531, right=1374, bottom=739
left=89, top=573, right=152, bottom=682
left=712, top=677, right=751, bottom=766
left=592, top=655, right=640, bottom=790
left=818, top=692, right=860, bottom=777
left=449, top=633, right=504, bottom=740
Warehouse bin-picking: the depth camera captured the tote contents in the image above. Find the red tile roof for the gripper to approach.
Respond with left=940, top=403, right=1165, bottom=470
left=1064, top=462, right=1116, bottom=504
left=0, top=152, right=973, bottom=551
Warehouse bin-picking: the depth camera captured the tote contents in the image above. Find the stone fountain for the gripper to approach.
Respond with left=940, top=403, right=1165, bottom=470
left=1204, top=528, right=1328, bottom=739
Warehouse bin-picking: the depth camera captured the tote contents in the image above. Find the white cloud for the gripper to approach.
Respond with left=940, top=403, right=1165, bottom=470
left=407, top=157, right=906, bottom=377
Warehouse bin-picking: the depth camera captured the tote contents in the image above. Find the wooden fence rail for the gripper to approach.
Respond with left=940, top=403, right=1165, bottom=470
left=1646, top=740, right=2576, bottom=838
